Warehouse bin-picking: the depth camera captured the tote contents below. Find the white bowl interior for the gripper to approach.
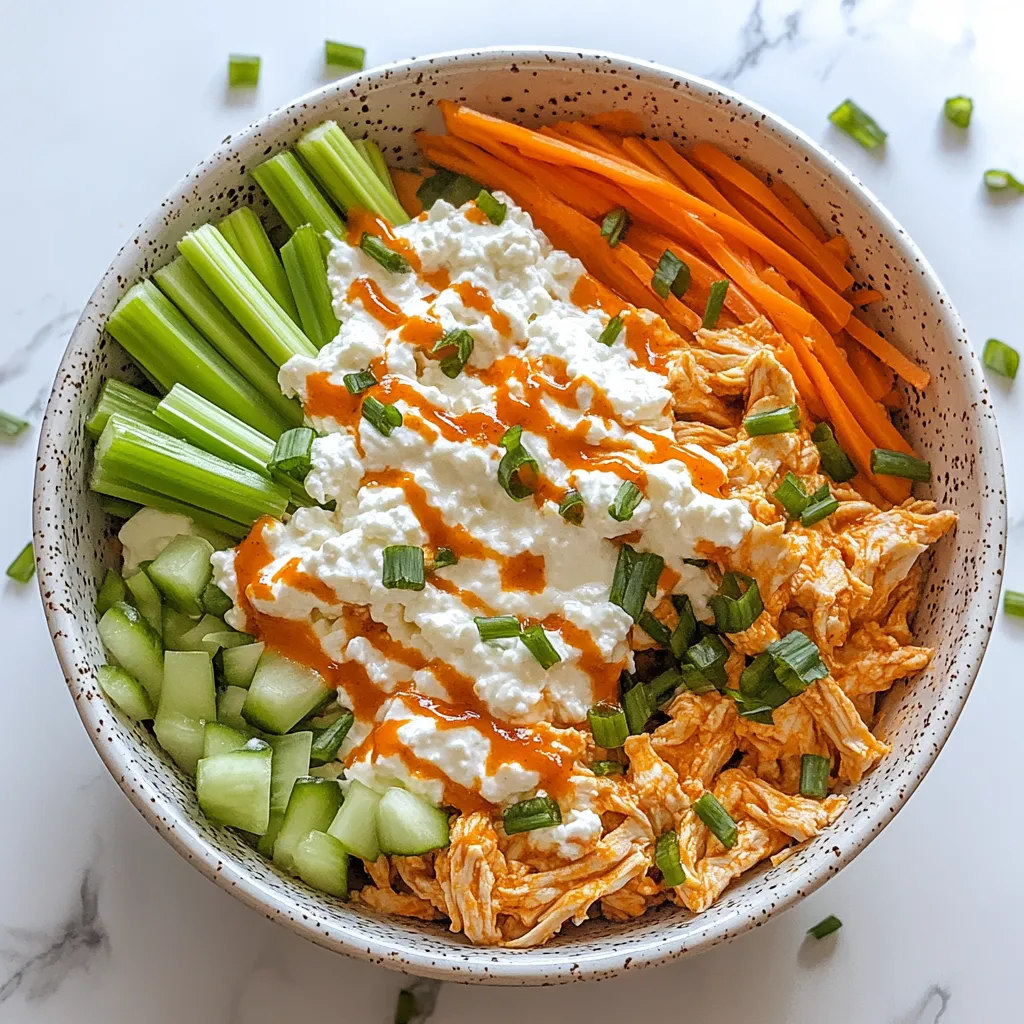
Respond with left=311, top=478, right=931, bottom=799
left=33, top=48, right=1005, bottom=983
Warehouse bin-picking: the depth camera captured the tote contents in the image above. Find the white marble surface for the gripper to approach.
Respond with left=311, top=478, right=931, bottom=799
left=2, top=0, right=1022, bottom=1019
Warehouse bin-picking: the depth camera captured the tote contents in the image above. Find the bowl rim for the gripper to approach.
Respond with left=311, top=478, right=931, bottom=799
left=34, top=44, right=1007, bottom=983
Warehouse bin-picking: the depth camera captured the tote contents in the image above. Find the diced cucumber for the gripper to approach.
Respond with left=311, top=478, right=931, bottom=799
left=310, top=709, right=354, bottom=766
left=328, top=780, right=381, bottom=862
left=96, top=568, right=127, bottom=615
left=124, top=569, right=162, bottom=632
left=243, top=651, right=330, bottom=734
left=217, top=685, right=250, bottom=730
left=153, top=709, right=207, bottom=775
left=98, top=601, right=164, bottom=703
left=162, top=606, right=198, bottom=651
left=375, top=787, right=450, bottom=856
left=273, top=776, right=342, bottom=874
left=294, top=830, right=349, bottom=899
left=159, top=651, right=217, bottom=721
left=222, top=642, right=264, bottom=689
left=201, top=630, right=255, bottom=656
left=196, top=737, right=272, bottom=834
left=202, top=580, right=233, bottom=617
left=177, top=614, right=228, bottom=652
left=146, top=534, right=214, bottom=616
left=203, top=720, right=252, bottom=757
left=97, top=664, right=155, bottom=721
left=257, top=731, right=313, bottom=857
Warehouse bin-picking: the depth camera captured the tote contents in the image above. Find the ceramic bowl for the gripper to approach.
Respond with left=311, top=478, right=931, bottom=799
left=34, top=47, right=1005, bottom=984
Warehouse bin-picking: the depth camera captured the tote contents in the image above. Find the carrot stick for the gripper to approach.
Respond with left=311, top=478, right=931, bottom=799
left=757, top=265, right=810, bottom=311
left=848, top=286, right=884, bottom=306
left=845, top=314, right=931, bottom=390
left=822, top=235, right=851, bottom=262
left=776, top=343, right=828, bottom=420
left=850, top=472, right=890, bottom=508
left=766, top=178, right=830, bottom=242
left=580, top=109, right=645, bottom=134
left=391, top=168, right=426, bottom=218
left=557, top=122, right=630, bottom=160
left=645, top=139, right=748, bottom=221
left=846, top=339, right=893, bottom=402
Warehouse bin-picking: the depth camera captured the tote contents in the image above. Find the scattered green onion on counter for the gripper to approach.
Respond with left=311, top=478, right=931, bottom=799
left=744, top=403, right=800, bottom=436
left=983, top=169, right=1024, bottom=194
left=475, top=189, right=507, bottom=226
left=943, top=95, right=973, bottom=128
left=807, top=914, right=843, bottom=939
left=1003, top=590, right=1024, bottom=617
left=702, top=280, right=730, bottom=329
left=0, top=410, right=28, bottom=437
left=828, top=99, right=887, bottom=150
left=983, top=338, right=1019, bottom=380
left=228, top=54, right=260, bottom=87
left=598, top=315, right=624, bottom=347
left=503, top=795, right=562, bottom=834
left=6, top=541, right=34, bottom=583
left=324, top=40, right=366, bottom=72
left=869, top=448, right=931, bottom=482
left=381, top=545, right=426, bottom=591
left=600, top=207, right=631, bottom=248
left=655, top=830, right=685, bottom=887
left=652, top=250, right=690, bottom=299
left=799, top=753, right=831, bottom=799
left=693, top=791, right=738, bottom=848
left=519, top=624, right=561, bottom=669
left=587, top=702, right=629, bottom=748
left=608, top=480, right=645, bottom=522
left=811, top=422, right=857, bottom=483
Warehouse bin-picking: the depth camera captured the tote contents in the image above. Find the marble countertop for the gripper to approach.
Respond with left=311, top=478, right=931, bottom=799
left=3, top=0, right=1022, bottom=1019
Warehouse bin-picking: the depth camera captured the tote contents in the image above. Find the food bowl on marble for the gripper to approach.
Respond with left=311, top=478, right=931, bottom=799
left=33, top=47, right=1005, bottom=984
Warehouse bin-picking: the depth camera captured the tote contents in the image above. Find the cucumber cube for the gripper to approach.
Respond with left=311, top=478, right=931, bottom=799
left=223, top=642, right=264, bottom=690
left=196, top=738, right=272, bottom=834
left=159, top=651, right=217, bottom=721
left=217, top=685, right=250, bottom=730
left=295, top=830, right=349, bottom=898
left=125, top=569, right=162, bottom=631
left=328, top=780, right=381, bottom=862
left=96, top=568, right=126, bottom=615
left=243, top=651, right=330, bottom=734
left=203, top=720, right=252, bottom=757
left=147, top=534, right=214, bottom=616
left=376, top=787, right=450, bottom=856
left=153, top=709, right=207, bottom=775
left=97, top=664, right=155, bottom=721
left=273, top=776, right=342, bottom=874
left=98, top=601, right=164, bottom=703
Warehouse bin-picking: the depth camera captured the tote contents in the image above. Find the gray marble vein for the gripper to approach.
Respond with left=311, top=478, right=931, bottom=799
left=893, top=984, right=951, bottom=1023
left=0, top=868, right=109, bottom=1005
left=713, top=0, right=804, bottom=84
left=0, top=308, right=78, bottom=425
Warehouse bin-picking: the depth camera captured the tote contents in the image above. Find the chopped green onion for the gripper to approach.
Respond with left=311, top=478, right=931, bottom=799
left=228, top=54, right=260, bottom=87
left=709, top=572, right=764, bottom=634
left=615, top=550, right=664, bottom=623
left=767, top=630, right=828, bottom=696
left=811, top=422, right=857, bottom=483
left=558, top=489, right=584, bottom=525
left=497, top=425, right=539, bottom=501
left=381, top=545, right=425, bottom=591
left=432, top=329, right=474, bottom=379
left=774, top=473, right=810, bottom=518
left=669, top=593, right=698, bottom=658
left=800, top=488, right=839, bottom=527
left=475, top=189, right=507, bottom=225
left=360, top=233, right=411, bottom=274
left=600, top=207, right=631, bottom=248
left=268, top=427, right=314, bottom=479
left=648, top=667, right=684, bottom=706
left=693, top=791, right=738, bottom=848
left=608, top=480, right=644, bottom=522
left=475, top=615, right=521, bottom=641
left=680, top=663, right=719, bottom=695
left=652, top=250, right=690, bottom=299
left=724, top=689, right=775, bottom=725
left=251, top=152, right=346, bottom=241
left=519, top=624, right=561, bottom=669
left=983, top=338, right=1019, bottom=380
left=609, top=544, right=636, bottom=609
left=218, top=207, right=300, bottom=324
left=984, top=169, right=1024, bottom=193
left=324, top=40, right=365, bottom=71
left=744, top=404, right=800, bottom=436
left=683, top=557, right=710, bottom=568
left=417, top=170, right=484, bottom=211
left=655, top=830, right=685, bottom=887
left=702, top=280, right=729, bottom=329
left=622, top=680, right=654, bottom=734
left=428, top=547, right=457, bottom=571
left=589, top=760, right=625, bottom=776
left=685, top=634, right=730, bottom=688
left=0, top=410, right=28, bottom=437
left=503, top=795, right=561, bottom=835
left=598, top=315, right=624, bottom=347
left=344, top=368, right=377, bottom=394
left=944, top=95, right=973, bottom=129
left=1003, top=590, right=1024, bottom=617
left=799, top=753, right=831, bottom=799
left=828, top=99, right=887, bottom=150
left=807, top=914, right=842, bottom=939
left=281, top=223, right=340, bottom=350
left=869, top=448, right=931, bottom=482
left=310, top=709, right=355, bottom=766
left=739, top=652, right=791, bottom=710
left=361, top=396, right=403, bottom=437
left=587, top=702, right=628, bottom=748
left=5, top=542, right=34, bottom=583
left=638, top=610, right=672, bottom=648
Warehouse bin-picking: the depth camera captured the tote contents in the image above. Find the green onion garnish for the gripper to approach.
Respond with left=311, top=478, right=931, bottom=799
left=432, top=329, right=474, bottom=379
left=359, top=233, right=411, bottom=274
left=680, top=663, right=718, bottom=695
left=702, top=280, right=730, bottom=329
left=310, top=709, right=355, bottom=766
left=811, top=422, right=857, bottom=483
left=709, top=572, right=764, bottom=634
left=744, top=404, right=800, bottom=436
left=693, top=791, right=738, bottom=848
left=869, top=448, right=931, bottom=482
left=622, top=680, right=654, bottom=734
left=807, top=914, right=842, bottom=939
left=983, top=338, right=1019, bottom=380
left=774, top=473, right=810, bottom=518
left=589, top=760, right=625, bottom=776
left=669, top=593, right=698, bottom=658
left=944, top=95, right=973, bottom=129
left=598, top=315, right=624, bottom=347
left=682, top=557, right=710, bottom=568
left=799, top=753, right=831, bottom=799
left=828, top=99, right=887, bottom=150
left=685, top=634, right=730, bottom=688
left=361, top=396, right=403, bottom=437
left=417, top=170, right=483, bottom=211
left=519, top=624, right=561, bottom=669
left=267, top=426, right=315, bottom=479
left=984, top=169, right=1024, bottom=193
left=609, top=544, right=637, bottom=609
left=503, top=795, right=562, bottom=835
left=608, top=480, right=644, bottom=522
left=652, top=250, right=691, bottom=300
left=5, top=541, right=34, bottom=583
left=739, top=651, right=791, bottom=710
left=648, top=667, right=684, bottom=706
left=638, top=610, right=672, bottom=648
left=600, top=207, right=631, bottom=248
left=381, top=545, right=425, bottom=591
left=228, top=54, right=260, bottom=87
left=558, top=489, right=585, bottom=525
left=475, top=189, right=507, bottom=225
left=475, top=615, right=521, bottom=641
left=0, top=410, right=28, bottom=437
left=587, top=702, right=628, bottom=748
left=343, top=368, right=377, bottom=394
left=497, top=425, right=540, bottom=501
left=324, top=40, right=366, bottom=71
left=655, top=830, right=685, bottom=887
left=724, top=689, right=775, bottom=724
left=614, top=550, right=664, bottom=623
left=767, top=630, right=828, bottom=696
left=427, top=547, right=457, bottom=571
left=800, top=487, right=839, bottom=527
left=1004, top=591, right=1024, bottom=617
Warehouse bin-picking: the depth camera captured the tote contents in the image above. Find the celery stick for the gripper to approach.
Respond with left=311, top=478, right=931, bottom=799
left=86, top=379, right=164, bottom=439
left=354, top=138, right=399, bottom=200
left=178, top=225, right=317, bottom=367
left=296, top=121, right=409, bottom=225
left=101, top=496, right=141, bottom=520
left=154, top=257, right=302, bottom=429
left=106, top=280, right=289, bottom=439
left=217, top=207, right=301, bottom=325
left=95, top=414, right=289, bottom=526
left=281, top=226, right=341, bottom=350
left=251, top=152, right=345, bottom=240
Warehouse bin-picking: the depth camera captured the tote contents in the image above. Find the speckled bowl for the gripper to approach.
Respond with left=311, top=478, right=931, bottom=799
left=34, top=47, right=1005, bottom=984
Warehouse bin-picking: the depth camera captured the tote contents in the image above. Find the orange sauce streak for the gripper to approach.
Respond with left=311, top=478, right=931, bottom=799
left=272, top=557, right=338, bottom=604
left=346, top=207, right=422, bottom=272
left=422, top=267, right=451, bottom=292
left=427, top=574, right=498, bottom=617
left=658, top=565, right=682, bottom=595
left=540, top=615, right=622, bottom=706
left=453, top=281, right=512, bottom=337
left=571, top=273, right=625, bottom=315
left=346, top=277, right=404, bottom=330
left=400, top=314, right=445, bottom=347
left=499, top=551, right=546, bottom=593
